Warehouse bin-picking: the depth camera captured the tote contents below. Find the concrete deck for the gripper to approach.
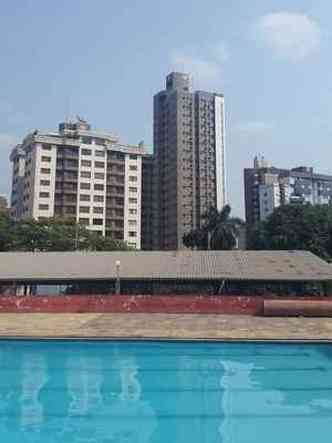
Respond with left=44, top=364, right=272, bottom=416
left=0, top=313, right=332, bottom=341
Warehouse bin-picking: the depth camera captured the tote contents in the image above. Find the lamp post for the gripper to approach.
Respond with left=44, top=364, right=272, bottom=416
left=115, top=260, right=121, bottom=295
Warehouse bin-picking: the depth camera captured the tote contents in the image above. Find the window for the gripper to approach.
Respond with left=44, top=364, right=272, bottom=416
left=95, top=161, right=105, bottom=169
left=81, top=137, right=92, bottom=145
left=40, top=180, right=50, bottom=186
left=39, top=192, right=50, bottom=198
left=129, top=176, right=137, bottom=182
left=80, top=182, right=91, bottom=190
left=64, top=146, right=78, bottom=156
left=80, top=171, right=91, bottom=178
left=39, top=204, right=49, bottom=210
left=65, top=206, right=76, bottom=215
left=41, top=168, right=51, bottom=174
left=81, top=160, right=92, bottom=167
left=65, top=194, right=76, bottom=202
left=81, top=148, right=92, bottom=155
left=129, top=198, right=137, bottom=204
left=80, top=194, right=90, bottom=201
left=113, top=208, right=123, bottom=216
left=41, top=156, right=51, bottom=162
left=94, top=184, right=104, bottom=191
left=93, top=207, right=104, bottom=214
left=129, top=231, right=137, bottom=237
left=64, top=171, right=78, bottom=180
left=79, top=206, right=90, bottom=213
left=129, top=208, right=137, bottom=215
left=93, top=218, right=103, bottom=225
left=129, top=220, right=137, bottom=226
left=129, top=187, right=137, bottom=193
left=95, top=150, right=105, bottom=157
left=129, top=155, right=137, bottom=160
left=94, top=172, right=105, bottom=180
left=129, top=165, right=137, bottom=171
left=42, top=144, right=52, bottom=150
left=94, top=195, right=104, bottom=202
left=79, top=218, right=89, bottom=225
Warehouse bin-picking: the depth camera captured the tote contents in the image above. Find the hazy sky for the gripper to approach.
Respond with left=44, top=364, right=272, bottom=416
left=0, top=0, right=331, bottom=216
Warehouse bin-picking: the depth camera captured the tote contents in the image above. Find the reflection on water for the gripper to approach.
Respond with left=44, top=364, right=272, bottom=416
left=220, top=360, right=255, bottom=443
left=67, top=356, right=103, bottom=416
left=105, top=356, right=157, bottom=442
left=118, top=357, right=142, bottom=401
left=20, top=353, right=48, bottom=432
left=0, top=342, right=331, bottom=442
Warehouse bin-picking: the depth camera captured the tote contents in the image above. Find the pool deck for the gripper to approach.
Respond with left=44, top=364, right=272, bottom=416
left=0, top=313, right=332, bottom=341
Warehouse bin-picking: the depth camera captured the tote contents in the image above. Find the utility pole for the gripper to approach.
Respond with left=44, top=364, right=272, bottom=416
left=115, top=260, right=121, bottom=295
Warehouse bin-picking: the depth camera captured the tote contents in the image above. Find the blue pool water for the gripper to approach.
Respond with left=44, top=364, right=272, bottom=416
left=0, top=341, right=331, bottom=442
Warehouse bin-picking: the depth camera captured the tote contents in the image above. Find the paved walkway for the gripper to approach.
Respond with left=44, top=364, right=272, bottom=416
left=0, top=313, right=332, bottom=341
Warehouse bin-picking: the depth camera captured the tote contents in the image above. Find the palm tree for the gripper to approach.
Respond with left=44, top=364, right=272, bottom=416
left=183, top=205, right=245, bottom=250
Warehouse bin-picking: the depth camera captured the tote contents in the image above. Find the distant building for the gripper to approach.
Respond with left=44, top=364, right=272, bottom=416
left=244, top=156, right=332, bottom=224
left=10, top=118, right=147, bottom=249
left=153, top=72, right=226, bottom=250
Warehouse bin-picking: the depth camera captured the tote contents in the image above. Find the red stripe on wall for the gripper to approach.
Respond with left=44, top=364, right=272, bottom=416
left=0, top=295, right=329, bottom=315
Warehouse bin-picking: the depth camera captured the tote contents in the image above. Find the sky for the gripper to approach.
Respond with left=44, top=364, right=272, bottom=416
left=0, top=0, right=331, bottom=216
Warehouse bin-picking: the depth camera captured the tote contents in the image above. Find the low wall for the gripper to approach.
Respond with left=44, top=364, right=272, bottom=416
left=0, top=295, right=330, bottom=315
left=264, top=299, right=332, bottom=317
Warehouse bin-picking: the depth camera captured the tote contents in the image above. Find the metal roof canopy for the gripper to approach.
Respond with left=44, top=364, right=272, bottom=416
left=0, top=250, right=331, bottom=283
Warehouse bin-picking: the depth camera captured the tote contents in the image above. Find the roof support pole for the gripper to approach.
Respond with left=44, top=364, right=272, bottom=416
left=115, top=260, right=121, bottom=295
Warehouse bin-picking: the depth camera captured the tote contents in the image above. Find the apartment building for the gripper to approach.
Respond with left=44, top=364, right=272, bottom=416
left=10, top=119, right=146, bottom=249
left=244, top=156, right=332, bottom=224
left=153, top=72, right=226, bottom=250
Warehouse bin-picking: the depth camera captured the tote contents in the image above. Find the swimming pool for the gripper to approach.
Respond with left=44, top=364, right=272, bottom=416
left=0, top=341, right=331, bottom=442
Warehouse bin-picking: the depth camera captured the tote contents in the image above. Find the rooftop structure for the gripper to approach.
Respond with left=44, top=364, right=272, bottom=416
left=0, top=250, right=331, bottom=296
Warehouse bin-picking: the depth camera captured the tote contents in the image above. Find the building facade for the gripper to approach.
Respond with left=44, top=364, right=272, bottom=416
left=10, top=119, right=146, bottom=249
left=153, top=72, right=226, bottom=250
left=141, top=154, right=154, bottom=250
left=244, top=156, right=332, bottom=224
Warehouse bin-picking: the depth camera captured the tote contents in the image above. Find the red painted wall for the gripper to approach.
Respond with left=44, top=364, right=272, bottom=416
left=0, top=294, right=330, bottom=315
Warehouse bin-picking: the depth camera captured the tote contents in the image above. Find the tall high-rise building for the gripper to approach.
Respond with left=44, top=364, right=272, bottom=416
left=244, top=156, right=332, bottom=225
left=10, top=118, right=146, bottom=249
left=153, top=72, right=226, bottom=250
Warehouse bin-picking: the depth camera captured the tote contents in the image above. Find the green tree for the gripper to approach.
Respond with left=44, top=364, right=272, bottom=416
left=183, top=205, right=245, bottom=250
left=1, top=217, right=131, bottom=252
left=0, top=213, right=13, bottom=251
left=248, top=203, right=332, bottom=261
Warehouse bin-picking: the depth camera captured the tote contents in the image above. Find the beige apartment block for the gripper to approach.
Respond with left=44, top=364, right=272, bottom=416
left=10, top=118, right=147, bottom=249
